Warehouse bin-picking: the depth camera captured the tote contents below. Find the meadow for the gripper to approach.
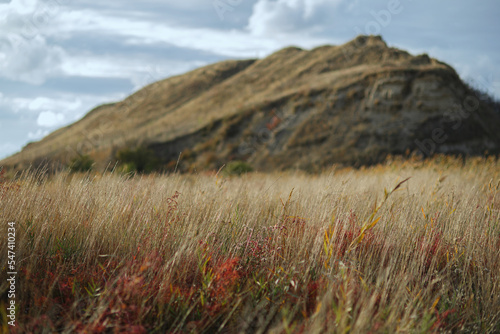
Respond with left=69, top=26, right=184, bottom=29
left=1, top=156, right=499, bottom=333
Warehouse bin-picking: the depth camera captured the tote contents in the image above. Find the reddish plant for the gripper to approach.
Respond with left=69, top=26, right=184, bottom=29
left=266, top=115, right=282, bottom=131
left=430, top=309, right=457, bottom=332
left=418, top=231, right=447, bottom=274
left=213, top=258, right=240, bottom=293
left=281, top=215, right=307, bottom=238
left=305, top=280, right=320, bottom=316
left=335, top=210, right=362, bottom=257
left=206, top=257, right=241, bottom=314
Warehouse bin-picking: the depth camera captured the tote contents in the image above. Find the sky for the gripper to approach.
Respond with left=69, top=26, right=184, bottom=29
left=0, top=0, right=499, bottom=159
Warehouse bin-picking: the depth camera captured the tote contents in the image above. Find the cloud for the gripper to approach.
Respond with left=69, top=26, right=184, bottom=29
left=0, top=0, right=68, bottom=84
left=247, top=0, right=343, bottom=36
left=36, top=110, right=65, bottom=127
left=27, top=128, right=49, bottom=140
left=1, top=0, right=334, bottom=86
left=0, top=35, right=64, bottom=84
left=28, top=96, right=82, bottom=112
left=0, top=95, right=82, bottom=114
left=52, top=9, right=270, bottom=58
left=58, top=54, right=207, bottom=90
left=46, top=5, right=333, bottom=59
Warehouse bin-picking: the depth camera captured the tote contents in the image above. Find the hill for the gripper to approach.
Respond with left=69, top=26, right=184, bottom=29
left=2, top=35, right=500, bottom=173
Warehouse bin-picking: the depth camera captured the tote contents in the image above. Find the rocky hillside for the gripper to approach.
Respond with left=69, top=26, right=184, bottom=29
left=2, top=35, right=500, bottom=173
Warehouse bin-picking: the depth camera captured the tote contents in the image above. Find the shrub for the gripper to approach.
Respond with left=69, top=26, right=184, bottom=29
left=224, top=160, right=253, bottom=176
left=69, top=154, right=94, bottom=173
left=116, top=147, right=159, bottom=173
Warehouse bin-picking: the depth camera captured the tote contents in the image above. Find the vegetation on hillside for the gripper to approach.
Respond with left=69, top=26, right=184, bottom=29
left=224, top=161, right=254, bottom=176
left=0, top=156, right=499, bottom=332
left=69, top=154, right=95, bottom=173
left=116, top=146, right=160, bottom=174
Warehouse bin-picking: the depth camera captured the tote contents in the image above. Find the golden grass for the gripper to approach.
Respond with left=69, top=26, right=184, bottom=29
left=1, top=156, right=499, bottom=333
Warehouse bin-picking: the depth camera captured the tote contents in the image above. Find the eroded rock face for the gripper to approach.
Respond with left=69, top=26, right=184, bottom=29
left=181, top=63, right=498, bottom=172
left=2, top=35, right=499, bottom=172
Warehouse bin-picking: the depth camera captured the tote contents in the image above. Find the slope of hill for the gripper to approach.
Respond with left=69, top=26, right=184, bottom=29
left=2, top=35, right=500, bottom=172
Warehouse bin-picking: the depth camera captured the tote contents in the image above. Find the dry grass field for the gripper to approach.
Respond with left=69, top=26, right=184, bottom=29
left=1, top=156, right=500, bottom=333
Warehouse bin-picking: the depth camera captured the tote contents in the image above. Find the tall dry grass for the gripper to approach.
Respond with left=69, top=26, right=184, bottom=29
left=1, top=156, right=499, bottom=333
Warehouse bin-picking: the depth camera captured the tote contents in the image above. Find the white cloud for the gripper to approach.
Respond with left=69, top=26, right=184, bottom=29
left=49, top=7, right=332, bottom=59
left=0, top=95, right=82, bottom=114
left=59, top=55, right=206, bottom=90
left=0, top=35, right=64, bottom=84
left=2, top=97, right=32, bottom=113
left=29, top=96, right=82, bottom=112
left=27, top=128, right=49, bottom=140
left=36, top=110, right=65, bottom=127
left=0, top=0, right=67, bottom=84
left=53, top=10, right=276, bottom=58
left=0, top=0, right=34, bottom=20
left=247, top=0, right=343, bottom=36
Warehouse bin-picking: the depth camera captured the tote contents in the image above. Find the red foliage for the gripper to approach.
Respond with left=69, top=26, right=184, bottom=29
left=76, top=251, right=170, bottom=332
left=430, top=309, right=456, bottom=332
left=281, top=215, right=307, bottom=238
left=243, top=231, right=276, bottom=270
left=205, top=257, right=241, bottom=315
left=305, top=281, right=320, bottom=316
left=211, top=257, right=240, bottom=299
left=16, top=255, right=122, bottom=332
left=335, top=210, right=363, bottom=257
left=266, top=115, right=282, bottom=131
left=417, top=231, right=446, bottom=274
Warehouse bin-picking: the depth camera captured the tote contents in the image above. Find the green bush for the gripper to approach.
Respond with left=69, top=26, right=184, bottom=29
left=116, top=147, right=159, bottom=173
left=69, top=154, right=94, bottom=173
left=225, top=160, right=253, bottom=176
